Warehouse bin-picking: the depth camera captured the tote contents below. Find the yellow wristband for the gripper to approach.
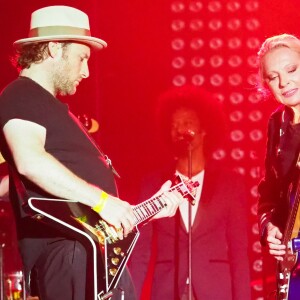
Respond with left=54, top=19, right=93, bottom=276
left=92, top=191, right=108, bottom=213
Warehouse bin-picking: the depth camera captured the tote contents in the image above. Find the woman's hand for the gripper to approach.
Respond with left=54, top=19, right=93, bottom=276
left=265, top=222, right=286, bottom=261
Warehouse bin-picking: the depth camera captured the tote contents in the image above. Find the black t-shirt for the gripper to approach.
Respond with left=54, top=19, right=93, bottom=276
left=0, top=76, right=117, bottom=238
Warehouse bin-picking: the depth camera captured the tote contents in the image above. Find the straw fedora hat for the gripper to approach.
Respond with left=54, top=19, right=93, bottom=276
left=14, top=5, right=107, bottom=50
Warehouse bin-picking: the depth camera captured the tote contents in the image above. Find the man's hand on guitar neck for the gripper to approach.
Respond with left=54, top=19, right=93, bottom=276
left=150, top=180, right=184, bottom=220
left=265, top=222, right=286, bottom=261
left=97, top=180, right=184, bottom=239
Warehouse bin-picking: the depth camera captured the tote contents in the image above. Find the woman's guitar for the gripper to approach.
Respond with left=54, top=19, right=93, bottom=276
left=26, top=175, right=198, bottom=300
left=276, top=168, right=300, bottom=300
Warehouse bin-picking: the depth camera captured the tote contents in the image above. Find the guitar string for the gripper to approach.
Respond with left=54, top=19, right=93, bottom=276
left=283, top=169, right=300, bottom=245
left=133, top=183, right=183, bottom=223
left=132, top=182, right=193, bottom=225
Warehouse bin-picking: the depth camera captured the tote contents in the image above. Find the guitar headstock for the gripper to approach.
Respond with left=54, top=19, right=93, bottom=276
left=173, top=174, right=200, bottom=205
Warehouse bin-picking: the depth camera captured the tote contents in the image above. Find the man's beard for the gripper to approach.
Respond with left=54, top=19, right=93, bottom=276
left=52, top=56, right=75, bottom=96
left=56, top=81, right=74, bottom=96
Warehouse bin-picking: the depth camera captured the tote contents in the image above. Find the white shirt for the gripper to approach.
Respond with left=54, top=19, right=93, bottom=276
left=177, top=170, right=204, bottom=232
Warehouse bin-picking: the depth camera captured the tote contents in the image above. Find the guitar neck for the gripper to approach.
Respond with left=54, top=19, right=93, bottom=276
left=132, top=181, right=191, bottom=226
left=283, top=176, right=300, bottom=245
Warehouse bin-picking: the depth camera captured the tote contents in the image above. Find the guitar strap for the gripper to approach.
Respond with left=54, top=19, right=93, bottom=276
left=69, top=112, right=121, bottom=179
left=8, top=165, right=31, bottom=217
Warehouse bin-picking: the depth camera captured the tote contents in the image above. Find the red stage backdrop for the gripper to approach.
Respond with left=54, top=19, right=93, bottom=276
left=1, top=1, right=300, bottom=299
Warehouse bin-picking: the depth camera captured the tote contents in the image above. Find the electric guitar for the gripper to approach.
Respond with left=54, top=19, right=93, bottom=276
left=276, top=169, right=300, bottom=300
left=26, top=175, right=199, bottom=300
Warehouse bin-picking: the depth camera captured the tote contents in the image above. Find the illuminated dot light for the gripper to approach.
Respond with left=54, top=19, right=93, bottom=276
left=252, top=223, right=259, bottom=235
left=249, top=129, right=263, bottom=142
left=251, top=204, right=258, bottom=216
left=247, top=37, right=261, bottom=49
left=213, top=93, right=225, bottom=102
left=189, top=1, right=204, bottom=12
left=171, top=1, right=185, bottom=13
left=209, top=38, right=223, bottom=50
left=230, top=92, right=244, bottom=104
left=234, top=167, right=245, bottom=175
left=171, top=38, right=185, bottom=50
left=246, top=18, right=260, bottom=31
left=247, top=55, right=258, bottom=68
left=245, top=0, right=259, bottom=12
left=170, top=2, right=265, bottom=296
left=249, top=110, right=263, bottom=122
left=190, top=19, right=204, bottom=31
left=231, top=148, right=245, bottom=160
left=191, top=56, right=205, bottom=68
left=210, top=74, right=224, bottom=86
left=190, top=38, right=205, bottom=50
left=171, top=20, right=185, bottom=31
left=227, top=1, right=241, bottom=12
left=251, top=186, right=259, bottom=199
left=252, top=241, right=262, bottom=253
left=172, top=75, right=186, bottom=86
left=247, top=74, right=258, bottom=86
left=228, top=55, right=242, bottom=67
left=229, top=110, right=243, bottom=122
left=207, top=1, right=222, bottom=13
left=249, top=150, right=259, bottom=160
left=253, top=284, right=263, bottom=293
left=210, top=55, right=224, bottom=68
left=248, top=92, right=263, bottom=104
left=253, top=259, right=262, bottom=272
left=227, top=18, right=241, bottom=30
left=191, top=74, right=205, bottom=86
left=172, top=56, right=186, bottom=69
left=228, top=73, right=243, bottom=86
left=209, top=38, right=224, bottom=50
left=230, top=130, right=245, bottom=142
left=212, top=149, right=226, bottom=160
left=228, top=37, right=242, bottom=49
left=250, top=166, right=262, bottom=179
left=209, top=19, right=223, bottom=31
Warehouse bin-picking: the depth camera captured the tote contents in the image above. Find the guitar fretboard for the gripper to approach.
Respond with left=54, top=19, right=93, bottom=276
left=133, top=181, right=193, bottom=226
left=283, top=177, right=300, bottom=245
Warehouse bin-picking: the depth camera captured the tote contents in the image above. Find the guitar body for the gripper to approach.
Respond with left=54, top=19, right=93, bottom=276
left=277, top=246, right=300, bottom=300
left=25, top=176, right=197, bottom=299
left=27, top=198, right=139, bottom=300
left=287, top=254, right=300, bottom=300
left=277, top=170, right=300, bottom=300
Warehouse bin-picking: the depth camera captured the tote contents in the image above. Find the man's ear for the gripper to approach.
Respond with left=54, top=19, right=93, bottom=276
left=48, top=42, right=62, bottom=58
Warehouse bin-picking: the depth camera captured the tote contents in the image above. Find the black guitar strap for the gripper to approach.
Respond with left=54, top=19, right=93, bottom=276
left=8, top=165, right=31, bottom=218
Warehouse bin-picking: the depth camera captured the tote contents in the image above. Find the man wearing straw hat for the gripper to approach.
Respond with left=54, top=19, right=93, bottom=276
left=0, top=5, right=182, bottom=300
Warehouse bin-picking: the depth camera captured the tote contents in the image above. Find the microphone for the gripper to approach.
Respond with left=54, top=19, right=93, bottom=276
left=176, top=130, right=196, bottom=143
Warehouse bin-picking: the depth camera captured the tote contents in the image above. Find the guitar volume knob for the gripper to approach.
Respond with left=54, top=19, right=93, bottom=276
left=109, top=268, right=117, bottom=276
left=111, top=257, right=120, bottom=266
left=113, top=247, right=121, bottom=255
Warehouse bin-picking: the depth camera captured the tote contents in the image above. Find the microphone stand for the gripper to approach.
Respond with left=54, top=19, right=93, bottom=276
left=0, top=245, right=3, bottom=300
left=187, top=142, right=193, bottom=300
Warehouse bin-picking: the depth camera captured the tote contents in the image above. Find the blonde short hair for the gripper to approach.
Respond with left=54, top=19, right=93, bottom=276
left=257, top=34, right=300, bottom=95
